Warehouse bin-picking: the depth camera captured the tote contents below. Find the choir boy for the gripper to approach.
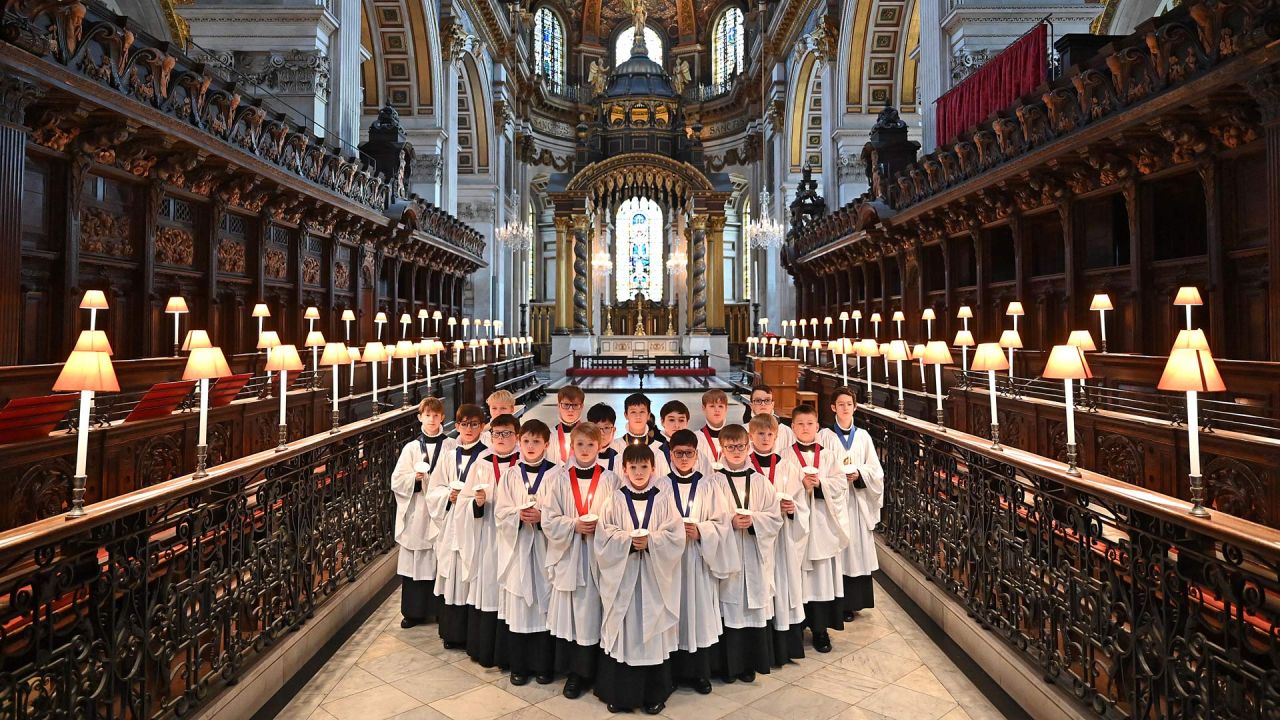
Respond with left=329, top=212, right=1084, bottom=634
left=696, top=390, right=732, bottom=468
left=458, top=413, right=521, bottom=667
left=665, top=429, right=735, bottom=693
left=587, top=403, right=621, bottom=472
left=428, top=403, right=489, bottom=648
left=391, top=397, right=454, bottom=628
left=786, top=404, right=849, bottom=653
left=481, top=389, right=517, bottom=445
left=594, top=445, right=684, bottom=714
left=547, top=386, right=585, bottom=464
left=746, top=385, right=796, bottom=453
left=543, top=422, right=618, bottom=698
left=750, top=413, right=808, bottom=664
left=713, top=424, right=782, bottom=682
left=613, top=393, right=669, bottom=477
left=495, top=419, right=557, bottom=685
left=662, top=400, right=711, bottom=476
left=817, top=387, right=884, bottom=620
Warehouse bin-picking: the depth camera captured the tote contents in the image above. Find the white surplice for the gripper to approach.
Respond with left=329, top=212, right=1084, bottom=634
left=546, top=422, right=578, bottom=465
left=694, top=424, right=726, bottom=468
left=715, top=468, right=783, bottom=629
left=818, top=422, right=884, bottom=578
left=428, top=440, right=488, bottom=606
left=781, top=442, right=850, bottom=603
left=609, top=433, right=672, bottom=478
left=667, top=470, right=737, bottom=651
left=754, top=452, right=809, bottom=630
left=391, top=433, right=455, bottom=580
left=769, top=422, right=797, bottom=456
left=542, top=463, right=621, bottom=646
left=595, top=480, right=685, bottom=665
left=457, top=451, right=519, bottom=613
left=495, top=459, right=557, bottom=633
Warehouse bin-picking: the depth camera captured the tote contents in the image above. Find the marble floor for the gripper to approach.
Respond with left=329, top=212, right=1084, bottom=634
left=272, top=392, right=1017, bottom=720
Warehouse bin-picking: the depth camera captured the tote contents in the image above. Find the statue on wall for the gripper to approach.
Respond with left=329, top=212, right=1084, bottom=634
left=671, top=59, right=691, bottom=94
left=588, top=59, right=610, bottom=96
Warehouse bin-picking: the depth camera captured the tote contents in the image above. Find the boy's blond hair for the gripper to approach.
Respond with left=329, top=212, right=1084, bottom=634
left=570, top=421, right=601, bottom=444
left=557, top=385, right=585, bottom=405
left=486, top=389, right=516, bottom=407
left=747, top=413, right=778, bottom=434
left=701, top=389, right=728, bottom=407
left=719, top=424, right=748, bottom=444
left=417, top=397, right=445, bottom=416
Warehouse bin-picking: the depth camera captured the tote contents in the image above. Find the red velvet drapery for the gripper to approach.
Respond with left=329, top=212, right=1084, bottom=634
left=934, top=22, right=1048, bottom=148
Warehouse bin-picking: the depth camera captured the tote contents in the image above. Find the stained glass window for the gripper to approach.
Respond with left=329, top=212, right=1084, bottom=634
left=615, top=198, right=664, bottom=301
left=533, top=7, right=565, bottom=90
left=615, top=26, right=664, bottom=66
left=712, top=7, right=745, bottom=85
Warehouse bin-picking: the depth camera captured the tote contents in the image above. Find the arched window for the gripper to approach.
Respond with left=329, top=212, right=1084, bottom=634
left=533, top=7, right=565, bottom=89
left=615, top=26, right=664, bottom=66
left=712, top=7, right=745, bottom=85
left=615, top=198, right=664, bottom=301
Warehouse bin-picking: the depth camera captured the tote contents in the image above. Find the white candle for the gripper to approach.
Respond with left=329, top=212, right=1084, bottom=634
left=1187, top=390, right=1201, bottom=476
left=987, top=370, right=998, bottom=424
left=926, top=319, right=932, bottom=339
left=332, top=365, right=339, bottom=417
left=1008, top=347, right=1015, bottom=379
left=344, top=318, right=351, bottom=343
left=75, top=390, right=91, bottom=477
left=866, top=356, right=874, bottom=402
left=1184, top=304, right=1192, bottom=331
left=172, top=312, right=180, bottom=349
left=841, top=352, right=848, bottom=387
left=279, top=369, right=287, bottom=428
left=348, top=359, right=355, bottom=391
left=1098, top=309, right=1108, bottom=348
left=873, top=320, right=880, bottom=339
left=1064, top=379, right=1075, bottom=446
left=896, top=359, right=904, bottom=405
left=918, top=360, right=925, bottom=385
left=934, top=363, right=943, bottom=415
left=198, top=378, right=209, bottom=447
left=426, top=350, right=433, bottom=389
left=90, top=308, right=97, bottom=332
left=372, top=363, right=379, bottom=409
left=402, top=357, right=410, bottom=399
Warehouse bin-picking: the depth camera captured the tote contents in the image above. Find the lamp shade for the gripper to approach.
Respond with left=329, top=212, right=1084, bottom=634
left=878, top=342, right=891, bottom=356
left=923, top=340, right=954, bottom=365
left=394, top=339, right=418, bottom=358
left=341, top=309, right=356, bottom=322
left=304, top=330, right=326, bottom=347
left=998, top=330, right=1023, bottom=349
left=417, top=308, right=429, bottom=319
left=957, top=306, right=974, bottom=320
left=361, top=341, right=389, bottom=363
left=1042, top=344, right=1093, bottom=380
left=885, top=340, right=912, bottom=361
left=483, top=319, right=493, bottom=327
left=838, top=311, right=849, bottom=321
left=1006, top=301, right=1025, bottom=316
left=1089, top=294, right=1113, bottom=312
left=418, top=338, right=433, bottom=353
left=1172, top=328, right=1210, bottom=351
left=808, top=317, right=818, bottom=327
left=375, top=312, right=388, bottom=324
left=891, top=311, right=905, bottom=322
left=346, top=346, right=362, bottom=362
left=182, top=346, right=233, bottom=380
left=463, top=319, right=471, bottom=327
left=799, top=319, right=808, bottom=328
left=181, top=329, right=212, bottom=351
left=870, top=313, right=882, bottom=323
left=453, top=340, right=465, bottom=351
left=80, top=289, right=108, bottom=311
left=165, top=296, right=189, bottom=314
left=252, top=303, right=271, bottom=318
left=851, top=310, right=863, bottom=320
left=913, top=343, right=926, bottom=361
left=824, top=316, right=833, bottom=325
left=970, top=343, right=1009, bottom=372
left=1173, top=286, right=1203, bottom=306
left=73, top=330, right=114, bottom=355
left=400, top=313, right=412, bottom=325
left=1067, top=330, right=1097, bottom=352
left=433, top=310, right=443, bottom=320
left=256, top=330, right=281, bottom=350
left=921, top=309, right=937, bottom=321
left=953, top=330, right=975, bottom=347
left=54, top=350, right=120, bottom=392
left=264, top=344, right=304, bottom=372
left=1158, top=348, right=1226, bottom=392
left=304, top=306, right=321, bottom=320
left=448, top=317, right=457, bottom=326
left=320, top=342, right=350, bottom=366
left=858, top=339, right=880, bottom=357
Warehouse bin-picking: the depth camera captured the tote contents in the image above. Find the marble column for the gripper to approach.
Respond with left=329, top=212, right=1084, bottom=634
left=553, top=217, right=572, bottom=334
left=707, top=214, right=727, bottom=333
left=689, top=215, right=709, bottom=334
left=571, top=214, right=590, bottom=335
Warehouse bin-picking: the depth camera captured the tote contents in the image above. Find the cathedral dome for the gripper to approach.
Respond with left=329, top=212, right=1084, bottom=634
left=603, top=29, right=676, bottom=98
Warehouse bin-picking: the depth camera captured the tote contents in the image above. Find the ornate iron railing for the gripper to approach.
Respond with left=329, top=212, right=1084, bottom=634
left=865, top=406, right=1280, bottom=719
left=0, top=407, right=418, bottom=719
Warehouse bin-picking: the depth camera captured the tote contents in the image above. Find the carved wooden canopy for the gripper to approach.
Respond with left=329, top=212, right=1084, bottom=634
left=562, top=152, right=718, bottom=211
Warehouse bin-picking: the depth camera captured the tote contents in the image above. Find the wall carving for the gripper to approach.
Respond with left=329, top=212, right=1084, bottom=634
left=79, top=207, right=134, bottom=258
left=334, top=261, right=350, bottom=290
left=302, top=256, right=322, bottom=286
left=218, top=238, right=246, bottom=274
left=265, top=249, right=288, bottom=279
left=1204, top=456, right=1266, bottom=524
left=1097, top=433, right=1144, bottom=485
left=155, top=226, right=194, bottom=266
left=9, top=458, right=72, bottom=528
left=136, top=435, right=182, bottom=487
left=530, top=115, right=575, bottom=138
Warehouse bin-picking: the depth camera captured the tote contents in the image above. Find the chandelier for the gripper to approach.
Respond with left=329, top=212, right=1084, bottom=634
left=748, top=190, right=786, bottom=249
left=666, top=248, right=688, bottom=273
left=495, top=220, right=534, bottom=251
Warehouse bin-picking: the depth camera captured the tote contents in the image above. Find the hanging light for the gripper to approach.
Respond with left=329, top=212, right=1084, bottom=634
left=747, top=190, right=786, bottom=249
left=666, top=248, right=688, bottom=273
left=496, top=219, right=534, bottom=251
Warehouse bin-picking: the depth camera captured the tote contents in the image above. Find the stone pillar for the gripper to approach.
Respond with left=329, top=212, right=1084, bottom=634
left=689, top=215, right=709, bottom=334
left=571, top=214, right=590, bottom=335
left=553, top=217, right=572, bottom=334
left=707, top=215, right=727, bottom=333
left=0, top=77, right=39, bottom=364
left=330, top=0, right=363, bottom=147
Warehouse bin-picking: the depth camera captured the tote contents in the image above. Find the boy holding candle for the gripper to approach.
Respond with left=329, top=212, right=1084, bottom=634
left=612, top=393, right=670, bottom=477
left=785, top=404, right=849, bottom=653
left=749, top=413, right=809, bottom=664
left=428, top=403, right=489, bottom=649
left=696, top=390, right=732, bottom=468
left=458, top=413, right=521, bottom=667
left=547, top=386, right=585, bottom=464
left=594, top=444, right=685, bottom=714
left=665, top=429, right=736, bottom=694
left=543, top=422, right=618, bottom=699
left=587, top=403, right=622, bottom=472
left=495, top=418, right=557, bottom=685
left=818, top=387, right=884, bottom=620
left=391, top=397, right=455, bottom=628
left=712, top=424, right=782, bottom=683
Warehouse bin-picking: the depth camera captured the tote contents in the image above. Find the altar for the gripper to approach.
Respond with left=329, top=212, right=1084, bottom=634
left=597, top=335, right=683, bottom=356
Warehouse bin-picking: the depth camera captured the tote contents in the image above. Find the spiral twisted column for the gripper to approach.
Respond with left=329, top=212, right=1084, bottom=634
left=571, top=215, right=590, bottom=334
left=689, top=214, right=708, bottom=334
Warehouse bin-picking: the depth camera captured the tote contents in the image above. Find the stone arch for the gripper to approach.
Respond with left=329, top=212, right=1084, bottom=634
left=360, top=0, right=443, bottom=115
left=841, top=0, right=919, bottom=113
left=455, top=53, right=492, bottom=174
left=788, top=51, right=824, bottom=171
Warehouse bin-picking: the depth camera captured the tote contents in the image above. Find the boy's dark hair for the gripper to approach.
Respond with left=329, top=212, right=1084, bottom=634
left=456, top=403, right=485, bottom=423
left=520, top=418, right=551, bottom=442
left=621, top=443, right=656, bottom=467
left=720, top=424, right=748, bottom=444
left=831, top=386, right=858, bottom=404
left=791, top=403, right=818, bottom=420
left=557, top=385, right=585, bottom=404
left=490, top=413, right=519, bottom=431
left=587, top=402, right=617, bottom=424
left=668, top=429, right=698, bottom=449
left=659, top=400, right=690, bottom=419
left=624, top=393, right=652, bottom=411
left=750, top=384, right=774, bottom=397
